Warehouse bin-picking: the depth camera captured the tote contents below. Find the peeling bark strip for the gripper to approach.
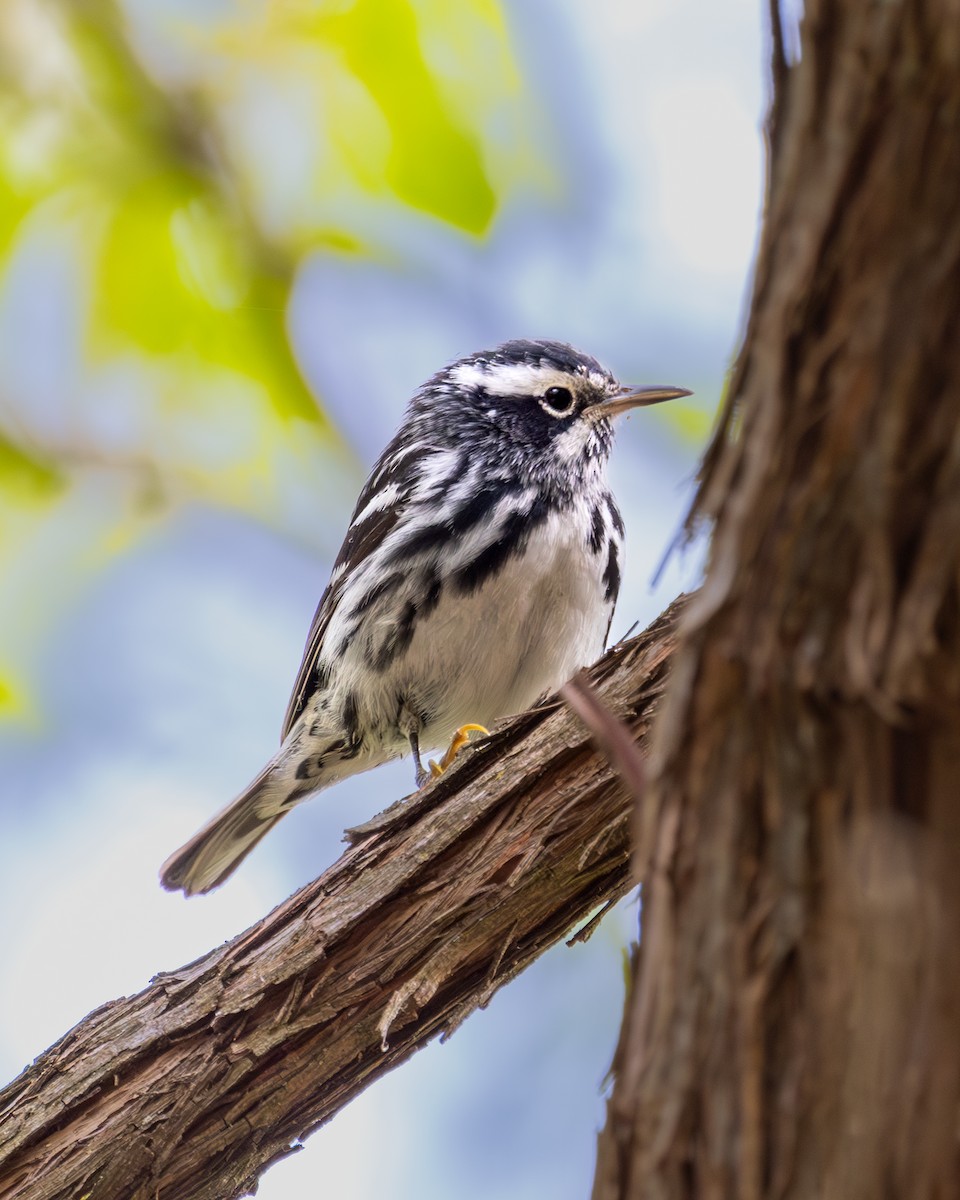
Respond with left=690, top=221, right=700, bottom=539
left=0, top=600, right=683, bottom=1200
left=593, top=2, right=960, bottom=1198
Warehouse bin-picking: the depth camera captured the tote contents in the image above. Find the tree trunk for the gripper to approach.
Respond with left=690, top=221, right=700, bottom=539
left=592, top=2, right=960, bottom=1198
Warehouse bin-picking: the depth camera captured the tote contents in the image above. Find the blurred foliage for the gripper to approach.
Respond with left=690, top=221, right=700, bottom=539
left=0, top=0, right=531, bottom=722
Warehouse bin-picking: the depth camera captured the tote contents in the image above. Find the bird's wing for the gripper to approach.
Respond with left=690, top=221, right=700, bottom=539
left=279, top=432, right=420, bottom=741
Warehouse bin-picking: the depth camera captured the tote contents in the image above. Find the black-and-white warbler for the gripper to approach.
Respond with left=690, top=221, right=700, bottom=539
left=160, top=339, right=688, bottom=895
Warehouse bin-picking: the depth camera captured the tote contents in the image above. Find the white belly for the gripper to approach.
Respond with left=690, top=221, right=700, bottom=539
left=355, top=505, right=618, bottom=748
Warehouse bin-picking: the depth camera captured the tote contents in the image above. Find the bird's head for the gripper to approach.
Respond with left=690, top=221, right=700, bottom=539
left=414, top=339, right=689, bottom=487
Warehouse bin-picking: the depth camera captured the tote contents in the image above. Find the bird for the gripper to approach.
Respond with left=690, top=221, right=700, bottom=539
left=160, top=339, right=688, bottom=895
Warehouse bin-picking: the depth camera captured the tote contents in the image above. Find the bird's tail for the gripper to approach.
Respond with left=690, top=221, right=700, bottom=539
left=160, top=766, right=289, bottom=896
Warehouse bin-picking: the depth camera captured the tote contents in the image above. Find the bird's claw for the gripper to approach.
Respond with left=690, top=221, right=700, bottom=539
left=427, top=724, right=490, bottom=780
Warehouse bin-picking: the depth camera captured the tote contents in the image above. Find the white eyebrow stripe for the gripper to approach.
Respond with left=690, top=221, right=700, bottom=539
left=449, top=361, right=582, bottom=397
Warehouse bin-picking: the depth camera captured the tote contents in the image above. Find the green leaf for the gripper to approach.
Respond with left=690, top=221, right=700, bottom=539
left=0, top=435, right=63, bottom=502
left=0, top=670, right=29, bottom=721
left=92, top=182, right=320, bottom=423
left=322, top=0, right=497, bottom=233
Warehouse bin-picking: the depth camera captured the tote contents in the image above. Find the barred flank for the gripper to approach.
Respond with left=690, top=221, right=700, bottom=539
left=454, top=492, right=553, bottom=595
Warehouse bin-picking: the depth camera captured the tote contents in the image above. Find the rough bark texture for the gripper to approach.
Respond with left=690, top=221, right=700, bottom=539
left=593, top=2, right=960, bottom=1198
left=0, top=600, right=681, bottom=1200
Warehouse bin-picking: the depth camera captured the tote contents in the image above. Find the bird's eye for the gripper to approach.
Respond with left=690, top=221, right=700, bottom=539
left=540, top=386, right=575, bottom=417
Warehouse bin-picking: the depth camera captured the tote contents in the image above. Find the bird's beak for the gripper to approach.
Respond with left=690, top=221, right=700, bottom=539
left=585, top=384, right=691, bottom=420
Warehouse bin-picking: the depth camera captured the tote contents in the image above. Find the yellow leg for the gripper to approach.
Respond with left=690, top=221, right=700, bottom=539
left=429, top=724, right=490, bottom=778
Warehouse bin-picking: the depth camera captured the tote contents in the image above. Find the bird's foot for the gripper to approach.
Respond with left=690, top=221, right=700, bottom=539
left=428, top=724, right=490, bottom=779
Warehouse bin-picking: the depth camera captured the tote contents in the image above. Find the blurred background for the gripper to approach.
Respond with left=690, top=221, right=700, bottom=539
left=0, top=0, right=763, bottom=1195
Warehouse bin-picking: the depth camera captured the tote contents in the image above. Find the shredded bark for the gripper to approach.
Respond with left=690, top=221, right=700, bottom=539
left=593, top=3, right=960, bottom=1197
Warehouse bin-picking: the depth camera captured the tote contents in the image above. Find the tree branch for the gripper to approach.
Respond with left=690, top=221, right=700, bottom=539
left=0, top=597, right=685, bottom=1200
